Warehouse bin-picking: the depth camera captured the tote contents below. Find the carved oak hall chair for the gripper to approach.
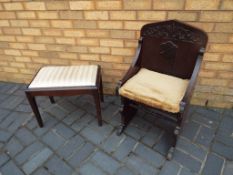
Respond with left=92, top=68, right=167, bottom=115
left=25, top=65, right=104, bottom=127
left=116, top=20, right=208, bottom=159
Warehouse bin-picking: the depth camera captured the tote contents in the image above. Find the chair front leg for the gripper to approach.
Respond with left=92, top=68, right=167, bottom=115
left=25, top=92, right=44, bottom=127
left=167, top=111, right=184, bottom=160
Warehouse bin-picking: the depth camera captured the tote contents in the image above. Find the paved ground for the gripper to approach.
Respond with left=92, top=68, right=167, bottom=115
left=0, top=82, right=232, bottom=175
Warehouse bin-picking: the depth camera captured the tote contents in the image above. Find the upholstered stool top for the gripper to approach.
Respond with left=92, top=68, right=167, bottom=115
left=29, top=65, right=98, bottom=89
left=119, top=68, right=189, bottom=113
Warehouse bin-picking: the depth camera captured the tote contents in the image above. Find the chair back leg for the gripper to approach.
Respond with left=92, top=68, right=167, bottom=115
left=93, top=91, right=102, bottom=126
left=99, top=75, right=104, bottom=102
left=49, top=96, right=55, bottom=104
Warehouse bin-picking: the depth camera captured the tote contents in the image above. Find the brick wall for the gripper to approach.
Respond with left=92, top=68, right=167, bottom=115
left=0, top=0, right=232, bottom=108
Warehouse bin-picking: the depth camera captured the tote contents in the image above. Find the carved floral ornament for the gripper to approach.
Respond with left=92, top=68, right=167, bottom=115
left=141, top=21, right=206, bottom=46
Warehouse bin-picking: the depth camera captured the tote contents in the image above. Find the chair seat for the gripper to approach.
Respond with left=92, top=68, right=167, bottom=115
left=119, top=68, right=189, bottom=113
left=29, top=65, right=98, bottom=89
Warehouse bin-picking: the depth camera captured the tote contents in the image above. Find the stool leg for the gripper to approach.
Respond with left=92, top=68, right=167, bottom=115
left=49, top=96, right=55, bottom=104
left=25, top=92, right=44, bottom=127
left=99, top=74, right=104, bottom=102
left=93, top=91, right=102, bottom=126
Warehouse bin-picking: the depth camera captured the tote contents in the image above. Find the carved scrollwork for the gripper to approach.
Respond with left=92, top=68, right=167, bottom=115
left=141, top=21, right=206, bottom=46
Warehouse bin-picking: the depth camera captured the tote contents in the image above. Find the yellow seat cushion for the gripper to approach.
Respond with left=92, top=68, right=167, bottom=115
left=119, top=68, right=189, bottom=113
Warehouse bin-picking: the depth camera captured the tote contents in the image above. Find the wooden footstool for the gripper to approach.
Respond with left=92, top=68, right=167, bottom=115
left=25, top=65, right=104, bottom=127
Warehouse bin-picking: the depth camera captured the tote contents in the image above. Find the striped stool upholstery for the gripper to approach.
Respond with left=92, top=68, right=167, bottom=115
left=29, top=65, right=98, bottom=88
left=25, top=65, right=103, bottom=127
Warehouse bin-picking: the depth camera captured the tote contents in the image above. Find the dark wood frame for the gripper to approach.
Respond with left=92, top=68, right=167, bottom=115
left=116, top=20, right=208, bottom=159
left=25, top=65, right=104, bottom=127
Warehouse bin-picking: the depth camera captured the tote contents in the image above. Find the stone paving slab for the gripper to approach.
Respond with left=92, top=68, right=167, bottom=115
left=0, top=82, right=232, bottom=175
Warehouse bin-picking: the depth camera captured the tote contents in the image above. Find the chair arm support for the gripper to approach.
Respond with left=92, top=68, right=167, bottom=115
left=116, top=37, right=143, bottom=96
left=181, top=48, right=205, bottom=107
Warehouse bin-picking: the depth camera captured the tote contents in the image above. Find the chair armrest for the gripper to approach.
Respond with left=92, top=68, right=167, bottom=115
left=180, top=48, right=205, bottom=109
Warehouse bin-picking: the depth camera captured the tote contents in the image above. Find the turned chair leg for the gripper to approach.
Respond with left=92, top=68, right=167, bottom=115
left=117, top=98, right=137, bottom=136
left=25, top=92, right=44, bottom=127
left=167, top=113, right=182, bottom=160
left=49, top=96, right=55, bottom=104
left=93, top=91, right=102, bottom=126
